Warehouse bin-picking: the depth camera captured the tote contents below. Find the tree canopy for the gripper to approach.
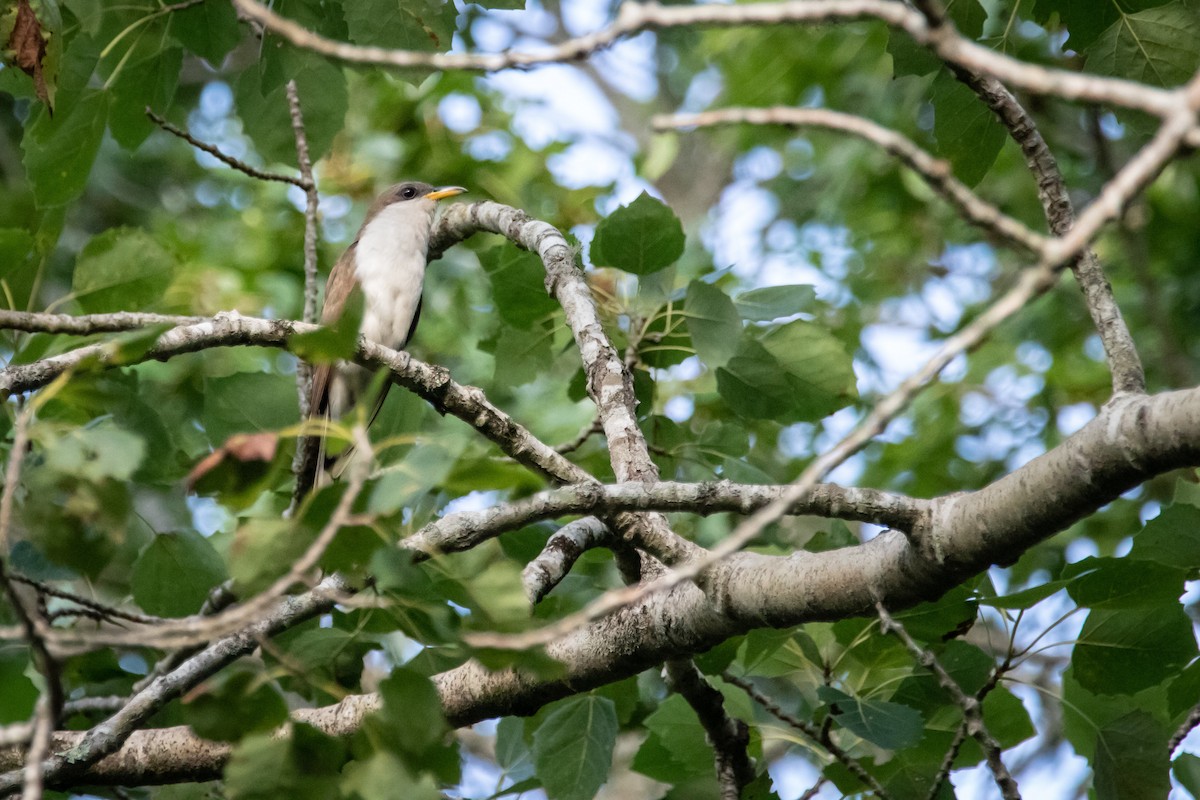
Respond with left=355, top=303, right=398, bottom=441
left=2, top=0, right=1200, bottom=798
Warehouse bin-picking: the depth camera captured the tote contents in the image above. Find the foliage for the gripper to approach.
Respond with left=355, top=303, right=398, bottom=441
left=1, top=0, right=1200, bottom=798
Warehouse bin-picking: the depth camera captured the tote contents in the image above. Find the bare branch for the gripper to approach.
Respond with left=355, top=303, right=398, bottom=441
left=0, top=313, right=584, bottom=489
left=522, top=517, right=610, bottom=604
left=145, top=109, right=306, bottom=188
left=723, top=673, right=891, bottom=799
left=664, top=661, right=754, bottom=797
left=958, top=71, right=1146, bottom=395
left=0, top=310, right=203, bottom=334
left=228, top=0, right=1179, bottom=117
left=284, top=79, right=323, bottom=509
left=432, top=200, right=702, bottom=564
left=653, top=107, right=1047, bottom=254
left=0, top=576, right=346, bottom=793
left=406, top=480, right=924, bottom=557
left=876, top=602, right=1021, bottom=800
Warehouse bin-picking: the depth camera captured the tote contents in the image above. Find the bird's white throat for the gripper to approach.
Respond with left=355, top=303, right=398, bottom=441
left=353, top=199, right=436, bottom=349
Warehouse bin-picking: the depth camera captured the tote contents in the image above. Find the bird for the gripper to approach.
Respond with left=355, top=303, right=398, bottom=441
left=299, top=181, right=466, bottom=494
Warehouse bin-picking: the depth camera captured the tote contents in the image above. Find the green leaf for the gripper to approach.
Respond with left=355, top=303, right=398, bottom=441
left=229, top=518, right=299, bottom=595
left=946, top=0, right=987, bottom=38
left=132, top=530, right=228, bottom=617
left=108, top=45, right=182, bottom=149
left=818, top=686, right=924, bottom=750
left=341, top=752, right=442, bottom=800
left=495, top=717, right=535, bottom=783
left=639, top=301, right=693, bottom=368
left=184, top=670, right=289, bottom=742
left=72, top=227, right=176, bottom=313
left=202, top=372, right=300, bottom=443
left=225, top=725, right=344, bottom=800
left=631, top=693, right=721, bottom=786
left=732, top=284, right=816, bottom=322
left=1093, top=710, right=1170, bottom=800
left=684, top=280, right=741, bottom=369
left=1072, top=605, right=1197, bottom=695
left=930, top=70, right=1006, bottom=187
left=1129, top=503, right=1200, bottom=567
left=235, top=48, right=347, bottom=165
left=487, top=323, right=554, bottom=387
left=43, top=422, right=145, bottom=482
left=1033, top=0, right=1177, bottom=50
left=172, top=0, right=243, bottom=63
left=978, top=579, right=1068, bottom=609
left=532, top=695, right=618, bottom=800
left=291, top=291, right=364, bottom=362
left=1087, top=3, right=1200, bottom=87
left=481, top=245, right=558, bottom=329
left=1174, top=753, right=1200, bottom=799
left=590, top=192, right=685, bottom=275
left=0, top=228, right=38, bottom=310
left=0, top=651, right=38, bottom=723
left=372, top=668, right=450, bottom=760
left=1064, top=556, right=1187, bottom=608
left=716, top=320, right=857, bottom=422
left=343, top=0, right=456, bottom=51
left=21, top=88, right=108, bottom=207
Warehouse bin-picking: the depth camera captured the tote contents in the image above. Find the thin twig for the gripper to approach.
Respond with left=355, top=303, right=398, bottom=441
left=284, top=79, right=323, bottom=512
left=876, top=602, right=1020, bottom=800
left=8, top=574, right=164, bottom=626
left=145, top=108, right=306, bottom=188
left=0, top=406, right=62, bottom=800
left=554, top=415, right=603, bottom=454
left=653, top=107, right=1047, bottom=254
left=723, top=673, right=891, bottom=799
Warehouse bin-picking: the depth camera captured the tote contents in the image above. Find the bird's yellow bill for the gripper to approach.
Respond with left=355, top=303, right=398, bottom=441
left=426, top=186, right=467, bottom=201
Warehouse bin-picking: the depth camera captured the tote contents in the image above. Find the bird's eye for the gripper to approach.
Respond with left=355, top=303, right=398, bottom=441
left=400, top=186, right=416, bottom=199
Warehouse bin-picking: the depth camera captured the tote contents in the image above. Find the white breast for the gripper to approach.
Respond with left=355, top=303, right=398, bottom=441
left=353, top=199, right=436, bottom=349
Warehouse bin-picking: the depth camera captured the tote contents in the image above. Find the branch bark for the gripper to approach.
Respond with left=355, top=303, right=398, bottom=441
left=8, top=385, right=1198, bottom=785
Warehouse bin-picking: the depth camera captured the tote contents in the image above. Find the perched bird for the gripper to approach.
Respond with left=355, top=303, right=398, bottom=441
left=300, top=181, right=466, bottom=493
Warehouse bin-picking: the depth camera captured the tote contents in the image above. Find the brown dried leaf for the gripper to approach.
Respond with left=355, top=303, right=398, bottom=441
left=186, top=432, right=280, bottom=490
left=5, top=0, right=50, bottom=107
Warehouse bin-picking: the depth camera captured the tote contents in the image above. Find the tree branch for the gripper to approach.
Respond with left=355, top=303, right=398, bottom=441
left=522, top=517, right=610, bottom=604
left=664, top=661, right=754, bottom=797
left=876, top=602, right=1020, bottom=800
left=405, top=480, right=923, bottom=557
left=4, top=383, right=1200, bottom=783
left=653, top=106, right=1047, bottom=254
left=228, top=0, right=1180, bottom=117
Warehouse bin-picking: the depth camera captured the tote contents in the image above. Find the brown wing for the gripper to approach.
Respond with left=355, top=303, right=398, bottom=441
left=307, top=244, right=359, bottom=419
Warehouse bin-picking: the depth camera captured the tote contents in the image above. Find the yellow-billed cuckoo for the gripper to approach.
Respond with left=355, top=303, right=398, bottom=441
left=302, top=181, right=466, bottom=491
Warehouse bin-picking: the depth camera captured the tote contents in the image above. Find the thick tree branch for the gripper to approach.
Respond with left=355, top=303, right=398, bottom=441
left=5, top=383, right=1200, bottom=783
